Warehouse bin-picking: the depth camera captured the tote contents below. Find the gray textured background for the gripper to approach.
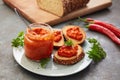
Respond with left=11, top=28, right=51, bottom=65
left=0, top=0, right=120, bottom=80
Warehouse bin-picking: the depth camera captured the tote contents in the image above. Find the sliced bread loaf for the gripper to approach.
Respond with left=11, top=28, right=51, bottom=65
left=37, top=0, right=90, bottom=17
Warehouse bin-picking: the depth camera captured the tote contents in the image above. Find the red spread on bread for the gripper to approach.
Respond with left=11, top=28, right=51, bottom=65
left=58, top=46, right=78, bottom=57
left=54, top=31, right=62, bottom=42
left=66, top=27, right=83, bottom=40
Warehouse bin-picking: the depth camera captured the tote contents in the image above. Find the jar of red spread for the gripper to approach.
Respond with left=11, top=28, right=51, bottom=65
left=24, top=23, right=53, bottom=60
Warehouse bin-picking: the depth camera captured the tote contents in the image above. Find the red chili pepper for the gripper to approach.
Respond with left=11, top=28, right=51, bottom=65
left=79, top=17, right=120, bottom=37
left=86, top=24, right=120, bottom=45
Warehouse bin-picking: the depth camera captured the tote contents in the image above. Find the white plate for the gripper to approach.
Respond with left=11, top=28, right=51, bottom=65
left=13, top=40, right=92, bottom=77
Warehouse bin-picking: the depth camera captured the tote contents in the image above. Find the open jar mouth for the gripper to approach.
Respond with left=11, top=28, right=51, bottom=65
left=26, top=23, right=53, bottom=41
left=29, top=23, right=53, bottom=31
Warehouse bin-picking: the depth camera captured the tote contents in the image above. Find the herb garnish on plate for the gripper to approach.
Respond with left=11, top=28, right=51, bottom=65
left=87, top=38, right=106, bottom=62
left=11, top=31, right=24, bottom=47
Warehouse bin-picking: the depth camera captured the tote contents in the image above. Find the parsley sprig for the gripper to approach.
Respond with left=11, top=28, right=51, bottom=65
left=65, top=40, right=73, bottom=46
left=11, top=31, right=24, bottom=47
left=40, top=58, right=50, bottom=68
left=87, top=38, right=106, bottom=62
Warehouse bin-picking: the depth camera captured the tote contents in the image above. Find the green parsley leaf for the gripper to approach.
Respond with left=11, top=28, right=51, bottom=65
left=11, top=31, right=24, bottom=47
left=87, top=38, right=106, bottom=62
left=65, top=40, right=73, bottom=46
left=40, top=58, right=50, bottom=68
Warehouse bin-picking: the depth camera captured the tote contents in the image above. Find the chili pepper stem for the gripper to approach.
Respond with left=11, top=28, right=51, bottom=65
left=85, top=25, right=90, bottom=28
left=78, top=17, right=95, bottom=24
left=78, top=17, right=87, bottom=22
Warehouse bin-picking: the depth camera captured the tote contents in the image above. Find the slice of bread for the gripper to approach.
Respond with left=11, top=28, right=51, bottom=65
left=53, top=29, right=64, bottom=47
left=62, top=25, right=86, bottom=45
left=53, top=45, right=84, bottom=65
left=37, top=0, right=90, bottom=17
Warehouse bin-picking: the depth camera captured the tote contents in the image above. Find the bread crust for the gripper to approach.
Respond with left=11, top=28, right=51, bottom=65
left=62, top=0, right=90, bottom=16
left=53, top=45, right=85, bottom=65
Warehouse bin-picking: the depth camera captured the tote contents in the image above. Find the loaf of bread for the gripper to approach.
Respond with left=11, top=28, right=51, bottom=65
left=37, top=0, right=90, bottom=17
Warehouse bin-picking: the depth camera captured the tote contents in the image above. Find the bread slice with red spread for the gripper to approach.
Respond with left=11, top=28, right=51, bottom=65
left=53, top=45, right=84, bottom=65
left=62, top=25, right=86, bottom=45
left=53, top=29, right=64, bottom=47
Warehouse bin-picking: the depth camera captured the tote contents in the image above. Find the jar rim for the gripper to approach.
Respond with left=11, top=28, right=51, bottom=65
left=29, top=22, right=53, bottom=32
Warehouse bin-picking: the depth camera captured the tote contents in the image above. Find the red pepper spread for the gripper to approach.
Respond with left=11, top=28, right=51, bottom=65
left=24, top=27, right=53, bottom=60
left=58, top=46, right=78, bottom=58
left=54, top=31, right=62, bottom=42
left=66, top=27, right=83, bottom=40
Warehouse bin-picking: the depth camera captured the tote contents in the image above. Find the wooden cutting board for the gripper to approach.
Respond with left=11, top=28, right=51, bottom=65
left=3, top=0, right=112, bottom=25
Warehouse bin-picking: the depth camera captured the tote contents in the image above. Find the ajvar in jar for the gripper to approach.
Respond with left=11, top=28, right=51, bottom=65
left=24, top=23, right=53, bottom=60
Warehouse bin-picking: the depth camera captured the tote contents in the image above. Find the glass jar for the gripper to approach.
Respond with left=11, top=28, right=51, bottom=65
left=24, top=23, right=53, bottom=60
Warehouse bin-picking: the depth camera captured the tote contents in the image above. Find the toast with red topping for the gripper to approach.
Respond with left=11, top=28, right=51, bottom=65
left=53, top=29, right=64, bottom=47
left=62, top=25, right=86, bottom=45
left=53, top=45, right=84, bottom=65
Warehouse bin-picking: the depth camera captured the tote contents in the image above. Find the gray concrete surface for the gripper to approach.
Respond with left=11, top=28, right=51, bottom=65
left=0, top=0, right=120, bottom=80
